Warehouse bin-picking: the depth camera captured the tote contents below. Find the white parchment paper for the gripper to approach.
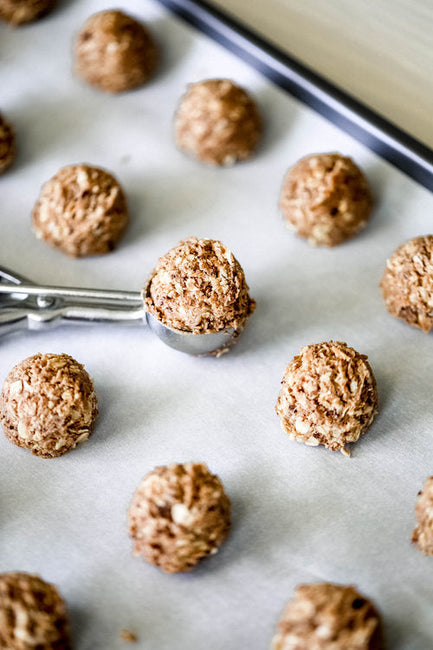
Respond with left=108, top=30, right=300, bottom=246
left=1, top=1, right=433, bottom=648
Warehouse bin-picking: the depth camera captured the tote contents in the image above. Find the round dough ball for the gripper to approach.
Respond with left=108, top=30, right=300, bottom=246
left=0, top=112, right=16, bottom=174
left=128, top=462, right=231, bottom=573
left=32, top=164, right=129, bottom=257
left=276, top=341, right=378, bottom=455
left=0, top=572, right=71, bottom=650
left=279, top=153, right=373, bottom=246
left=380, top=235, right=433, bottom=332
left=412, top=476, right=433, bottom=555
left=0, top=353, right=98, bottom=458
left=272, top=583, right=384, bottom=650
left=174, top=79, right=262, bottom=166
left=74, top=10, right=158, bottom=93
left=0, top=0, right=55, bottom=25
left=145, top=237, right=256, bottom=337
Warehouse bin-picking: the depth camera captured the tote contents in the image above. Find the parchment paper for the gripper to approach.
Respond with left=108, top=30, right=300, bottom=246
left=1, top=1, right=433, bottom=648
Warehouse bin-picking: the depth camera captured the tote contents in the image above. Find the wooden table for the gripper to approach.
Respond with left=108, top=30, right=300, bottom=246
left=210, top=0, right=433, bottom=149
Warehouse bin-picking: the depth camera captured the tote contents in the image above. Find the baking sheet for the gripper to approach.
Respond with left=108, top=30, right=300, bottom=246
left=1, top=1, right=433, bottom=648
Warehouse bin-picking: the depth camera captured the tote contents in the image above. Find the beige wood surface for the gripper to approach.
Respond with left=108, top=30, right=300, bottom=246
left=209, top=0, right=433, bottom=149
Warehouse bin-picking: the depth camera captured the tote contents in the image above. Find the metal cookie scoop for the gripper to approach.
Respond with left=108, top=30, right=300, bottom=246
left=0, top=267, right=235, bottom=356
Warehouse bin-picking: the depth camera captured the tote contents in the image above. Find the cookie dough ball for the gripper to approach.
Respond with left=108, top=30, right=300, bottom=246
left=0, top=112, right=16, bottom=174
left=412, top=476, right=433, bottom=555
left=0, top=572, right=71, bottom=650
left=74, top=10, right=158, bottom=94
left=0, top=353, right=98, bottom=458
left=272, top=583, right=384, bottom=650
left=276, top=341, right=378, bottom=455
left=175, top=79, right=262, bottom=166
left=128, top=462, right=231, bottom=573
left=380, top=235, right=433, bottom=332
left=32, top=164, right=129, bottom=257
left=0, top=0, right=55, bottom=25
left=145, top=237, right=255, bottom=340
left=279, top=153, right=373, bottom=246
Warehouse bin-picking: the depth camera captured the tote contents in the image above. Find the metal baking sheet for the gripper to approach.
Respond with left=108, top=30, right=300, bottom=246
left=1, top=1, right=433, bottom=648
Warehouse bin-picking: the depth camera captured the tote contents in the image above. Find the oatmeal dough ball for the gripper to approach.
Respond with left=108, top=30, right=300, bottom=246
left=32, top=164, right=129, bottom=257
left=0, top=112, right=16, bottom=174
left=175, top=79, right=262, bottom=166
left=412, top=476, right=433, bottom=555
left=276, top=341, right=378, bottom=455
left=145, top=236, right=255, bottom=339
left=128, top=462, right=231, bottom=573
left=0, top=0, right=56, bottom=25
left=279, top=153, right=373, bottom=246
left=0, top=353, right=98, bottom=458
left=272, top=583, right=385, bottom=650
left=380, top=235, right=433, bottom=332
left=0, top=572, right=71, bottom=650
left=74, top=10, right=159, bottom=93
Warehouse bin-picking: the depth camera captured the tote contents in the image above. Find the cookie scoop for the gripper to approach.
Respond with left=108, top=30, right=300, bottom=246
left=0, top=238, right=255, bottom=356
left=128, top=462, right=231, bottom=573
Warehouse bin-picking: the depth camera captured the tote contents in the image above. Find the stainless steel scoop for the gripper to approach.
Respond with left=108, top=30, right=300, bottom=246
left=0, top=266, right=235, bottom=356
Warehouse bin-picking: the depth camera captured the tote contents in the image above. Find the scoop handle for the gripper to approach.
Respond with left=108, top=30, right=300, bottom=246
left=0, top=282, right=142, bottom=305
left=0, top=266, right=145, bottom=335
